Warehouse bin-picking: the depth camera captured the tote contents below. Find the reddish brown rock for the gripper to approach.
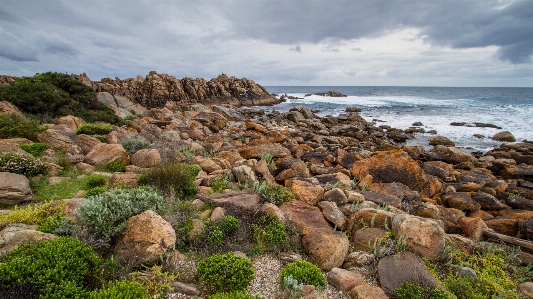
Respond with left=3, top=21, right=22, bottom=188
left=286, top=177, right=324, bottom=206
left=238, top=143, right=291, bottom=159
left=56, top=115, right=86, bottom=131
left=429, top=145, right=476, bottom=165
left=492, top=131, right=516, bottom=142
left=75, top=134, right=102, bottom=155
left=360, top=191, right=402, bottom=208
left=392, top=214, right=445, bottom=260
left=347, top=208, right=394, bottom=234
left=281, top=200, right=333, bottom=232
left=0, top=101, right=25, bottom=119
left=353, top=228, right=388, bottom=251
left=110, top=172, right=139, bottom=187
left=318, top=201, right=348, bottom=230
left=114, top=210, right=176, bottom=266
left=326, top=267, right=365, bottom=292
left=85, top=143, right=130, bottom=166
left=437, top=206, right=462, bottom=234
left=302, top=228, right=349, bottom=271
left=336, top=148, right=359, bottom=170
left=458, top=216, right=488, bottom=241
left=442, top=192, right=481, bottom=211
left=423, top=161, right=453, bottom=179
left=204, top=191, right=261, bottom=218
left=350, top=284, right=388, bottom=299
left=323, top=188, right=348, bottom=205
left=351, top=149, right=435, bottom=197
left=131, top=148, right=162, bottom=168
left=485, top=217, right=518, bottom=236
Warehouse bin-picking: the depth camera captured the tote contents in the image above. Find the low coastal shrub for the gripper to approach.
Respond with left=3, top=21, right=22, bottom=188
left=75, top=187, right=164, bottom=238
left=209, top=173, right=232, bottom=194
left=89, top=280, right=146, bottom=299
left=209, top=291, right=263, bottom=299
left=85, top=173, right=108, bottom=188
left=252, top=181, right=295, bottom=206
left=205, top=215, right=240, bottom=245
left=131, top=265, right=179, bottom=299
left=0, top=236, right=103, bottom=298
left=394, top=281, right=450, bottom=299
left=0, top=202, right=64, bottom=230
left=0, top=113, right=45, bottom=141
left=280, top=261, right=326, bottom=290
left=251, top=214, right=289, bottom=252
left=85, top=186, right=108, bottom=197
left=138, top=163, right=200, bottom=199
left=36, top=214, right=65, bottom=234
left=17, top=142, right=49, bottom=157
left=0, top=72, right=123, bottom=125
left=0, top=152, right=45, bottom=177
left=120, top=138, right=152, bottom=155
left=196, top=252, right=255, bottom=294
left=105, top=161, right=125, bottom=172
left=75, top=123, right=114, bottom=135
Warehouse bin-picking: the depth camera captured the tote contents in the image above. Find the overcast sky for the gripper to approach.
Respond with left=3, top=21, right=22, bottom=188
left=1, top=0, right=532, bottom=86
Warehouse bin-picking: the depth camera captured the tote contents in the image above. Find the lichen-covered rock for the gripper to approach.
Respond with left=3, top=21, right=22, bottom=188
left=114, top=210, right=176, bottom=266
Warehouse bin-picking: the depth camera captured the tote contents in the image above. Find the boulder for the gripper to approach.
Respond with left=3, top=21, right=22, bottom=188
left=0, top=143, right=30, bottom=156
left=377, top=251, right=443, bottom=296
left=326, top=267, right=365, bottom=292
left=360, top=191, right=402, bottom=209
left=336, top=148, right=359, bottom=170
left=114, top=210, right=176, bottom=266
left=353, top=228, right=388, bottom=251
left=110, top=172, right=139, bottom=187
left=428, top=136, right=455, bottom=146
left=205, top=192, right=261, bottom=218
left=423, top=161, right=453, bottom=179
left=232, top=165, right=259, bottom=186
left=74, top=134, right=102, bottom=155
left=442, top=192, right=481, bottom=211
left=281, top=200, right=333, bottom=232
left=457, top=216, right=487, bottom=241
left=492, top=131, right=516, bottom=142
left=315, top=173, right=352, bottom=190
left=131, top=148, right=162, bottom=168
left=286, top=177, right=324, bottom=206
left=485, top=217, right=518, bottom=236
left=0, top=101, right=25, bottom=119
left=343, top=251, right=375, bottom=268
left=0, top=172, right=32, bottom=205
left=348, top=208, right=395, bottom=234
left=350, top=284, right=388, bottom=299
left=318, top=201, right=348, bottom=230
left=471, top=192, right=506, bottom=210
left=429, top=145, right=476, bottom=165
left=351, top=149, right=436, bottom=197
left=323, top=188, right=348, bottom=205
left=0, top=224, right=56, bottom=256
left=56, top=115, right=86, bottom=131
left=392, top=214, right=445, bottom=260
left=37, top=129, right=76, bottom=149
left=85, top=143, right=130, bottom=166
left=212, top=105, right=245, bottom=121
left=302, top=228, right=349, bottom=271
left=238, top=143, right=291, bottom=159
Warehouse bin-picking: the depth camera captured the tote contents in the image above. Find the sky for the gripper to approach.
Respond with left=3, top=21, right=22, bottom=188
left=1, top=0, right=532, bottom=87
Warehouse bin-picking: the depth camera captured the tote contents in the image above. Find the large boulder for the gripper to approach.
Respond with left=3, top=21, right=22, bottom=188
left=301, top=228, right=349, bottom=271
left=0, top=101, right=25, bottom=119
left=56, top=115, right=86, bottom=131
left=351, top=149, right=436, bottom=197
left=131, top=148, right=162, bottom=168
left=204, top=191, right=261, bottom=218
left=114, top=210, right=176, bottom=266
left=0, top=172, right=32, bottom=205
left=0, top=224, right=56, bottom=256
left=238, top=143, right=291, bottom=159
left=85, top=143, right=130, bottom=166
left=280, top=200, right=332, bottom=232
left=74, top=134, right=102, bottom=155
left=378, top=251, right=443, bottom=296
left=492, top=131, right=516, bottom=142
left=392, top=214, right=445, bottom=260
left=429, top=145, right=476, bottom=165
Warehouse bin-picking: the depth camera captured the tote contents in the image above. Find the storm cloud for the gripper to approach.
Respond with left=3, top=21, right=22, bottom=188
left=0, top=0, right=531, bottom=86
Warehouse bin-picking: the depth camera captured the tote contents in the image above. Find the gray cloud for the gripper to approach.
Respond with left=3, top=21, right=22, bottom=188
left=0, top=27, right=38, bottom=61
left=289, top=46, right=302, bottom=53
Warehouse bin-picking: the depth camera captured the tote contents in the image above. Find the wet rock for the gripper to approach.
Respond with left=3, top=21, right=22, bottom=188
left=429, top=136, right=455, bottom=146
left=492, top=131, right=516, bottom=142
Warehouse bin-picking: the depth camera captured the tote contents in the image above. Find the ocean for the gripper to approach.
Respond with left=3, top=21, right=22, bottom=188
left=261, top=86, right=533, bottom=153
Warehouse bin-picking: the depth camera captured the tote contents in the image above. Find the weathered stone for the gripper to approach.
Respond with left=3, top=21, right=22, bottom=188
left=238, top=143, right=291, bottom=159
left=110, top=172, right=139, bottom=187
left=442, top=192, right=481, bottom=211
left=492, top=131, right=516, bottom=142
left=429, top=136, right=455, bottom=146
left=353, top=228, right=387, bottom=251
left=315, top=173, right=352, bottom=190
left=37, top=129, right=75, bottom=149
left=377, top=251, right=442, bottom=296
left=212, top=105, right=245, bottom=121
left=0, top=143, right=31, bottom=156
left=392, top=214, right=445, bottom=260
left=360, top=191, right=402, bottom=208
left=210, top=207, right=225, bottom=222
left=232, top=165, right=259, bottom=186
left=281, top=200, right=333, bottom=232
left=74, top=134, right=102, bottom=155
left=347, top=208, right=395, bottom=234
left=458, top=216, right=487, bottom=241
left=436, top=206, right=463, bottom=234
left=323, top=188, right=348, bottom=205
left=85, top=143, right=130, bottom=166
left=350, top=284, right=388, bottom=299
left=0, top=224, right=56, bottom=256
left=302, top=228, right=349, bottom=271
left=519, top=218, right=533, bottom=241
left=429, top=145, right=476, bottom=165
left=56, top=115, right=86, bottom=131
left=0, top=172, right=32, bottom=205
left=286, top=177, right=324, bottom=206
left=0, top=101, right=25, bottom=119
left=336, top=148, right=359, bottom=170
left=485, top=217, right=518, bottom=236
left=351, top=149, right=435, bottom=197
left=318, top=201, right=348, bottom=230
left=423, top=161, right=453, bottom=179
left=131, top=148, right=162, bottom=168
left=326, top=267, right=365, bottom=292
left=114, top=210, right=176, bottom=266
left=471, top=192, right=506, bottom=210
left=343, top=251, right=375, bottom=268
left=205, top=191, right=261, bottom=218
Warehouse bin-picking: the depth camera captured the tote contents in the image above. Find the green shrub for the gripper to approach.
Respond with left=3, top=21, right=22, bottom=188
left=0, top=152, right=45, bottom=177
left=205, top=215, right=240, bottom=246
left=208, top=228, right=224, bottom=245
left=120, top=139, right=152, bottom=155
left=0, top=72, right=123, bottom=125
left=105, top=161, right=125, bottom=172
left=0, top=202, right=64, bottom=229
left=75, top=123, right=114, bottom=135
left=138, top=163, right=200, bottom=199
left=209, top=291, right=263, bottom=299
left=394, top=281, right=450, bottom=299
left=252, top=214, right=289, bottom=252
left=0, top=113, right=46, bottom=141
left=280, top=261, right=326, bottom=290
left=252, top=181, right=295, bottom=206
left=89, top=280, right=146, bottom=299
left=36, top=214, right=65, bottom=234
left=196, top=252, right=255, bottom=294
left=17, top=142, right=49, bottom=157
left=85, top=186, right=108, bottom=197
left=75, top=187, right=164, bottom=238
left=210, top=174, right=232, bottom=194
left=85, top=173, right=108, bottom=188
left=0, top=236, right=103, bottom=298
left=220, top=215, right=240, bottom=232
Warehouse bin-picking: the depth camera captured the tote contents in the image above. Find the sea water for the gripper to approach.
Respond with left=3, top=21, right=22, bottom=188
left=261, top=86, right=533, bottom=152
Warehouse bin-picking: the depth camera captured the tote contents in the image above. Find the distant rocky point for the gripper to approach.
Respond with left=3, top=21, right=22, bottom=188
left=0, top=72, right=283, bottom=108
left=306, top=91, right=347, bottom=97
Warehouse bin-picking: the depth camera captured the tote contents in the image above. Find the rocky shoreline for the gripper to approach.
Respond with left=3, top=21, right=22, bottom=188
left=1, top=73, right=533, bottom=298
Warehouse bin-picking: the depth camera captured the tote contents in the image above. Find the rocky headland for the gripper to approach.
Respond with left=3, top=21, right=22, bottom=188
left=1, top=72, right=533, bottom=298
